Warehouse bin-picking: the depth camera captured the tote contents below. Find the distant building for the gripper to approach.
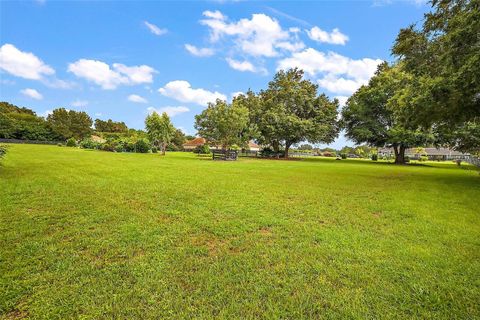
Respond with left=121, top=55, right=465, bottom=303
left=182, top=137, right=206, bottom=150
left=378, top=147, right=470, bottom=160
left=247, top=141, right=260, bottom=151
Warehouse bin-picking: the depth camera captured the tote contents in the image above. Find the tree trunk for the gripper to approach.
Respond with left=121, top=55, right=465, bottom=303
left=162, top=142, right=166, bottom=155
left=272, top=140, right=280, bottom=159
left=394, top=145, right=406, bottom=164
left=284, top=143, right=291, bottom=159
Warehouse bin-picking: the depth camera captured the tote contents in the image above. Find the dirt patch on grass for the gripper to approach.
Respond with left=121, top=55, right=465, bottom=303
left=258, top=227, right=272, bottom=236
left=5, top=309, right=28, bottom=320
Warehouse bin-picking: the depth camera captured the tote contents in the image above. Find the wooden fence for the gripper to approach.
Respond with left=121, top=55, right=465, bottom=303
left=212, top=150, right=238, bottom=161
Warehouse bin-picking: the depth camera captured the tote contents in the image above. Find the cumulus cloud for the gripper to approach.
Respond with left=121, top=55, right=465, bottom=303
left=277, top=48, right=382, bottom=95
left=0, top=44, right=54, bottom=80
left=307, top=27, right=349, bottom=45
left=128, top=94, right=148, bottom=103
left=158, top=80, right=226, bottom=106
left=147, top=106, right=190, bottom=117
left=71, top=99, right=88, bottom=107
left=200, top=10, right=302, bottom=58
left=68, top=59, right=156, bottom=90
left=226, top=58, right=264, bottom=73
left=20, top=88, right=43, bottom=100
left=184, top=44, right=215, bottom=57
left=144, top=21, right=167, bottom=36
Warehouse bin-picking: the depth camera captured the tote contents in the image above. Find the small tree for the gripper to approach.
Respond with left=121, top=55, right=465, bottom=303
left=145, top=112, right=176, bottom=155
left=194, top=99, right=250, bottom=150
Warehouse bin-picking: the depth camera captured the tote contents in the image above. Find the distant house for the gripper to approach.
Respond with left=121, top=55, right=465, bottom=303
left=378, top=147, right=470, bottom=160
left=182, top=137, right=206, bottom=150
left=247, top=141, right=260, bottom=151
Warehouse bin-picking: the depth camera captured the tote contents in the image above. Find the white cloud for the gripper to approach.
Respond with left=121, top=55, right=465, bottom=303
left=231, top=91, right=244, bottom=99
left=42, top=110, right=53, bottom=118
left=144, top=21, right=167, bottom=36
left=71, top=99, right=88, bottom=107
left=158, top=80, right=226, bottom=106
left=200, top=11, right=300, bottom=58
left=20, top=88, right=43, bottom=100
left=147, top=106, right=190, bottom=117
left=334, top=96, right=349, bottom=108
left=226, top=58, right=259, bottom=73
left=68, top=59, right=156, bottom=90
left=277, top=48, right=382, bottom=94
left=203, top=10, right=226, bottom=20
left=307, top=27, right=349, bottom=45
left=184, top=44, right=215, bottom=57
left=0, top=44, right=54, bottom=80
left=128, top=94, right=148, bottom=103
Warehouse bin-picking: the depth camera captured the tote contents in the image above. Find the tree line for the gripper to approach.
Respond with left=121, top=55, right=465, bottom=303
left=195, top=0, right=479, bottom=163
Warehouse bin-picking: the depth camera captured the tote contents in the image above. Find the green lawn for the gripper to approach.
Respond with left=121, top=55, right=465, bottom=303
left=1, top=144, right=479, bottom=319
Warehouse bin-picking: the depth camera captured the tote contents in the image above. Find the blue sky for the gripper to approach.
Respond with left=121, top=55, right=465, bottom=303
left=0, top=0, right=429, bottom=148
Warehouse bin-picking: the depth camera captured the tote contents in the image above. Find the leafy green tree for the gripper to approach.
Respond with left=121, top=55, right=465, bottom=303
left=392, top=0, right=480, bottom=152
left=342, top=63, right=433, bottom=164
left=0, top=102, right=58, bottom=141
left=145, top=112, right=176, bottom=155
left=194, top=99, right=250, bottom=150
left=257, top=69, right=339, bottom=158
left=47, top=108, right=92, bottom=140
left=168, top=129, right=187, bottom=151
left=94, top=119, right=128, bottom=133
left=298, top=143, right=313, bottom=150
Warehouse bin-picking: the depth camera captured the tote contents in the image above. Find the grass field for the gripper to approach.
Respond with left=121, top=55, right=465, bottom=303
left=1, top=144, right=479, bottom=319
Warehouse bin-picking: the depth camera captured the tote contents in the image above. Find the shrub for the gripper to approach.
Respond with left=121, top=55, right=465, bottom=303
left=125, top=141, right=136, bottom=152
left=135, top=139, right=150, bottom=153
left=194, top=144, right=211, bottom=154
left=115, top=144, right=124, bottom=153
left=371, top=154, right=378, bottom=161
left=419, top=155, right=428, bottom=162
left=57, top=143, right=63, bottom=147
left=79, top=138, right=99, bottom=149
left=101, top=141, right=116, bottom=152
left=340, top=153, right=347, bottom=159
left=151, top=146, right=158, bottom=153
left=322, top=151, right=335, bottom=157
left=66, top=138, right=77, bottom=147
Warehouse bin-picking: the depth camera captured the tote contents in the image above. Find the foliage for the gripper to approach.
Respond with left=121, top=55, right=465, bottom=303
left=195, top=99, right=250, bottom=150
left=66, top=137, right=77, bottom=147
left=371, top=154, right=378, bottom=161
left=151, top=146, right=158, bottom=153
left=391, top=0, right=480, bottom=152
left=194, top=144, right=210, bottom=154
left=298, top=143, right=313, bottom=150
left=79, top=138, right=100, bottom=150
left=0, top=102, right=59, bottom=141
left=135, top=139, right=150, bottom=153
left=94, top=119, right=128, bottom=133
left=340, top=153, right=347, bottom=159
left=145, top=112, right=176, bottom=155
left=47, top=108, right=92, bottom=140
left=252, top=69, right=339, bottom=158
left=342, top=63, right=433, bottom=164
left=115, top=144, right=124, bottom=153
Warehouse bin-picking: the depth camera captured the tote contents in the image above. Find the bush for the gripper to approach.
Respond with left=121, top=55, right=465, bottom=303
left=135, top=139, right=150, bottom=153
left=125, top=141, right=136, bottom=152
left=101, top=141, right=116, bottom=152
left=322, top=151, right=335, bottom=157
left=371, top=154, right=378, bottom=161
left=66, top=138, right=77, bottom=147
left=57, top=143, right=63, bottom=147
left=79, top=138, right=99, bottom=149
left=151, top=146, right=158, bottom=153
left=340, top=153, right=347, bottom=159
left=194, top=144, right=211, bottom=154
left=115, top=144, right=124, bottom=153
left=419, top=155, right=428, bottom=162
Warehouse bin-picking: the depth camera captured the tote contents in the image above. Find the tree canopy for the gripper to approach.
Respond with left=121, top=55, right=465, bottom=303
left=342, top=63, right=433, bottom=164
left=145, top=112, right=176, bottom=155
left=47, top=108, right=93, bottom=140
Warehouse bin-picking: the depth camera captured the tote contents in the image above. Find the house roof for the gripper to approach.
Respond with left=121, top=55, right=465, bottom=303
left=183, top=137, right=206, bottom=147
left=248, top=141, right=260, bottom=148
